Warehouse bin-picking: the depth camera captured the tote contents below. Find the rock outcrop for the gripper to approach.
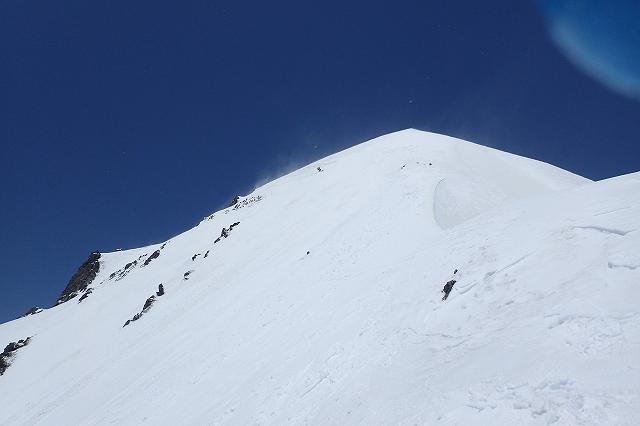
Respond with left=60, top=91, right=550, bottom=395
left=122, top=295, right=157, bottom=328
left=143, top=250, right=161, bottom=266
left=21, top=307, right=43, bottom=317
left=56, top=251, right=101, bottom=305
left=1, top=337, right=31, bottom=376
left=227, top=195, right=241, bottom=207
left=230, top=196, right=262, bottom=211
left=214, top=222, right=240, bottom=243
left=78, top=288, right=93, bottom=303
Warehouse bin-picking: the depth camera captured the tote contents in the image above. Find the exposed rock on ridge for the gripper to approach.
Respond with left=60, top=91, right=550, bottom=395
left=0, top=337, right=31, bottom=376
left=55, top=251, right=101, bottom=305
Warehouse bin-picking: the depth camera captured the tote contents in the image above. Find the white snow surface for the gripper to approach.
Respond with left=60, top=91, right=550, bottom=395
left=1, top=129, right=639, bottom=425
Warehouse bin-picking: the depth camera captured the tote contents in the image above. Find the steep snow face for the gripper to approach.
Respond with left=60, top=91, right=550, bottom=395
left=1, top=130, right=638, bottom=426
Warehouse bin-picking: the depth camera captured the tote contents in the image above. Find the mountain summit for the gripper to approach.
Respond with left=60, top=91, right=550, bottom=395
left=1, top=130, right=638, bottom=425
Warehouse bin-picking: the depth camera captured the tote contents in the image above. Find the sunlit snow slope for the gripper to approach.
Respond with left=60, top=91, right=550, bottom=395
left=1, top=129, right=639, bottom=425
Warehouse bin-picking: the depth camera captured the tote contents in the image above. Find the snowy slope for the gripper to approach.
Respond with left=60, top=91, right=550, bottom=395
left=1, top=129, right=639, bottom=425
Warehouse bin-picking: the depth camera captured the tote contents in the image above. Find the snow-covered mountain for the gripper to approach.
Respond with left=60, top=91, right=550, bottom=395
left=1, top=129, right=639, bottom=425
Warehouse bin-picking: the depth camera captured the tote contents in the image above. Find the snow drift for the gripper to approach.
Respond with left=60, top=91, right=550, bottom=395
left=1, top=129, right=638, bottom=425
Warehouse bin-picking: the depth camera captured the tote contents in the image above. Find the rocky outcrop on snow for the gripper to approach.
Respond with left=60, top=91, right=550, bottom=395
left=108, top=251, right=162, bottom=282
left=227, top=195, right=241, bottom=207
left=109, top=260, right=137, bottom=281
left=214, top=222, right=240, bottom=243
left=78, top=288, right=93, bottom=303
left=122, top=284, right=167, bottom=327
left=230, top=195, right=262, bottom=211
left=143, top=250, right=161, bottom=266
left=123, top=295, right=158, bottom=328
left=21, top=307, right=43, bottom=317
left=55, top=251, right=101, bottom=305
left=0, top=337, right=31, bottom=376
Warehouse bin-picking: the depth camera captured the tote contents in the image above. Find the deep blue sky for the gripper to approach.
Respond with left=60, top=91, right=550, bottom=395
left=1, top=0, right=638, bottom=323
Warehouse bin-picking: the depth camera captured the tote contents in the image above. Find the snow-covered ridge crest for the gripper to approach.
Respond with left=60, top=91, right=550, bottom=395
left=1, top=130, right=638, bottom=426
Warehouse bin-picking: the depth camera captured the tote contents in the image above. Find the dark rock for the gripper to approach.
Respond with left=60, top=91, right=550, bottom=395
left=192, top=253, right=200, bottom=261
left=110, top=259, right=138, bottom=282
left=215, top=223, right=239, bottom=243
left=306, top=251, right=310, bottom=255
left=1, top=337, right=31, bottom=375
left=156, top=284, right=165, bottom=297
left=317, top=166, right=323, bottom=172
left=143, top=250, right=161, bottom=266
left=21, top=306, right=43, bottom=317
left=78, top=288, right=93, bottom=303
left=204, top=250, right=210, bottom=258
left=183, top=271, right=192, bottom=280
left=227, top=195, right=241, bottom=207
left=122, top=293, right=159, bottom=328
left=142, top=296, right=156, bottom=311
left=4, top=342, right=20, bottom=353
left=0, top=357, right=10, bottom=375
left=442, top=271, right=458, bottom=301
left=232, top=195, right=262, bottom=211
left=56, top=251, right=101, bottom=305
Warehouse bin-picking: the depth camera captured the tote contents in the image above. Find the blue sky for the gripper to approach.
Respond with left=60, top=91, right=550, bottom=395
left=1, top=0, right=639, bottom=323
